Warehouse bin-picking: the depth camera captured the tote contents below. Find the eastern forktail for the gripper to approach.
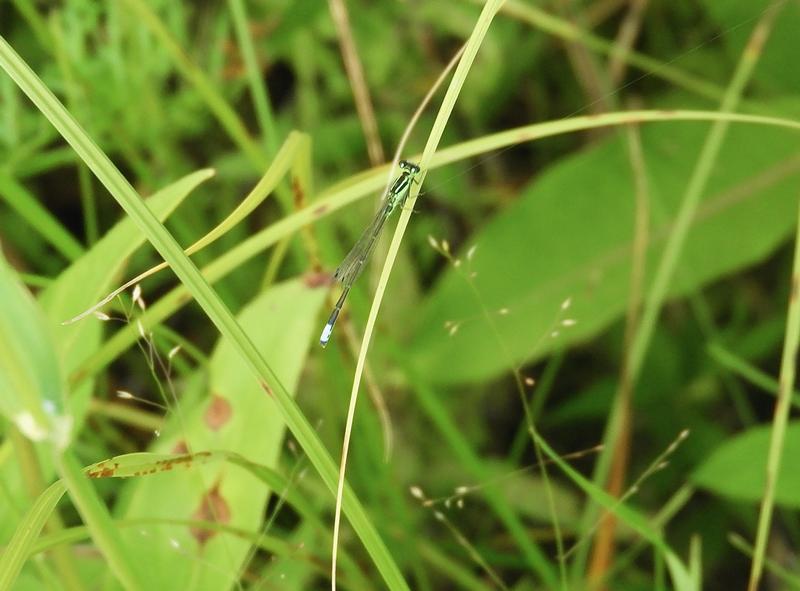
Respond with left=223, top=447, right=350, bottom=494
left=319, top=160, right=421, bottom=347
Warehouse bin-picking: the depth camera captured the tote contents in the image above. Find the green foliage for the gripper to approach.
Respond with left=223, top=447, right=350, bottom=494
left=118, top=278, right=326, bottom=589
left=413, top=116, right=800, bottom=383
left=703, top=0, right=800, bottom=91
left=1, top=1, right=799, bottom=589
left=0, top=249, right=67, bottom=447
left=693, top=422, right=800, bottom=507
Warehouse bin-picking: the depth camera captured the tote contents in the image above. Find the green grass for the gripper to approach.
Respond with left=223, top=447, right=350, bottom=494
left=1, top=1, right=800, bottom=589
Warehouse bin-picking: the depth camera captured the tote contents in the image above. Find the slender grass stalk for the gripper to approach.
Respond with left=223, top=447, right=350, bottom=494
left=71, top=108, right=800, bottom=386
left=226, top=0, right=279, bottom=154
left=417, top=541, right=493, bottom=591
left=404, top=367, right=557, bottom=585
left=0, top=478, right=66, bottom=591
left=0, top=35, right=410, bottom=591
left=551, top=1, right=610, bottom=114
left=492, top=0, right=768, bottom=113
left=55, top=450, right=145, bottom=590
left=608, top=0, right=649, bottom=84
left=9, top=0, right=52, bottom=49
left=329, top=2, right=509, bottom=589
left=121, top=0, right=268, bottom=169
left=707, top=343, right=800, bottom=410
left=747, top=181, right=800, bottom=590
left=431, top=510, right=509, bottom=589
left=50, top=12, right=99, bottom=245
left=731, top=533, right=800, bottom=589
left=587, top=110, right=652, bottom=583
left=571, top=3, right=784, bottom=582
left=7, top=429, right=83, bottom=591
left=508, top=350, right=565, bottom=462
left=327, top=0, right=385, bottom=165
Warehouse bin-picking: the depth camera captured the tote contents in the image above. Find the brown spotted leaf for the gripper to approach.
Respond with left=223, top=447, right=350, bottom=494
left=117, top=277, right=326, bottom=589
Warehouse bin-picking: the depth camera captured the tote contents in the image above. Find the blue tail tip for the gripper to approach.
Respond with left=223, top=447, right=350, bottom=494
left=320, top=322, right=334, bottom=347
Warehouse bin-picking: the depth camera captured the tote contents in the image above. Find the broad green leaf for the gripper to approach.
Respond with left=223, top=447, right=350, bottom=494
left=703, top=1, right=800, bottom=93
left=411, top=117, right=800, bottom=384
left=692, top=422, right=800, bottom=507
left=0, top=450, right=310, bottom=591
left=40, top=168, right=214, bottom=424
left=0, top=251, right=69, bottom=448
left=117, top=277, right=326, bottom=590
left=0, top=171, right=212, bottom=544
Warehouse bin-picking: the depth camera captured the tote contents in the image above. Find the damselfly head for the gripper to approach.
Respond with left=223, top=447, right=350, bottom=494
left=399, top=160, right=420, bottom=174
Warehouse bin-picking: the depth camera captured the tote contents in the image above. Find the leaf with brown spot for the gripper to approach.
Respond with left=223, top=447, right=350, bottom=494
left=117, top=278, right=326, bottom=588
left=171, top=440, right=189, bottom=455
left=303, top=271, right=331, bottom=289
left=190, top=483, right=231, bottom=546
left=204, top=395, right=233, bottom=431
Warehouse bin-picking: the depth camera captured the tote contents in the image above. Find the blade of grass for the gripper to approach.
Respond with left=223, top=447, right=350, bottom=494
left=707, top=343, right=800, bottom=410
left=50, top=11, right=99, bottom=245
left=71, top=108, right=800, bottom=386
left=225, top=0, right=279, bottom=154
left=0, top=173, right=85, bottom=261
left=0, top=35, right=410, bottom=591
left=0, top=477, right=66, bottom=591
left=6, top=428, right=83, bottom=591
left=530, top=429, right=694, bottom=589
left=571, top=2, right=784, bottom=582
left=64, top=132, right=303, bottom=325
left=608, top=0, right=649, bottom=84
left=587, top=108, right=652, bottom=583
left=731, top=533, right=800, bottom=589
left=327, top=0, right=385, bottom=165
left=402, top=366, right=558, bottom=586
left=491, top=0, right=774, bottom=115
left=329, top=1, right=514, bottom=589
left=747, top=186, right=800, bottom=591
left=54, top=450, right=146, bottom=590
left=120, top=0, right=268, bottom=170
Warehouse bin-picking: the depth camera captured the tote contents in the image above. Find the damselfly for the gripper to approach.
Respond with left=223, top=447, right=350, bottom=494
left=319, top=160, right=421, bottom=347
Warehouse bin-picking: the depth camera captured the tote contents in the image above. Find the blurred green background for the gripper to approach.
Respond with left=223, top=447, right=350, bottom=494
left=1, top=0, right=800, bottom=589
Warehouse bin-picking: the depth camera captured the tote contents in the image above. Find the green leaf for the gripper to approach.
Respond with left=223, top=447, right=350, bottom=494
left=117, top=277, right=326, bottom=590
left=0, top=480, right=66, bottom=591
left=0, top=251, right=69, bottom=448
left=703, top=1, right=800, bottom=93
left=412, top=117, right=800, bottom=384
left=0, top=35, right=409, bottom=590
left=0, top=170, right=212, bottom=552
left=39, top=169, right=213, bottom=424
left=0, top=449, right=313, bottom=591
left=692, top=422, right=800, bottom=507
